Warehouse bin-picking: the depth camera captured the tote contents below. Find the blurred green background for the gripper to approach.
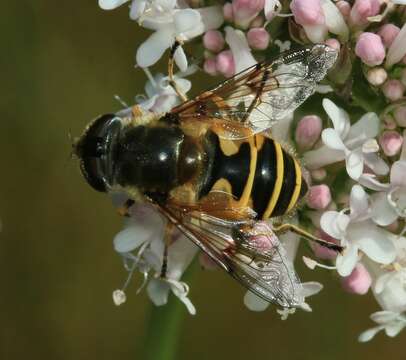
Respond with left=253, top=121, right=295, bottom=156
left=1, top=2, right=404, bottom=360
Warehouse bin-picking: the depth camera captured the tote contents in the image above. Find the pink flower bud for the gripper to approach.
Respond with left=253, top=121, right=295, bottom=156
left=216, top=50, right=236, bottom=77
left=383, top=114, right=397, bottom=130
left=203, top=30, right=225, bottom=53
left=307, top=184, right=331, bottom=210
left=382, top=79, right=405, bottom=102
left=223, top=3, right=234, bottom=22
left=312, top=229, right=338, bottom=260
left=290, top=0, right=325, bottom=26
left=311, top=168, right=327, bottom=181
left=394, top=106, right=406, bottom=127
left=378, top=24, right=400, bottom=48
left=325, top=38, right=340, bottom=51
left=379, top=130, right=403, bottom=156
left=355, top=32, right=385, bottom=66
left=366, top=67, right=387, bottom=86
left=247, top=28, right=270, bottom=50
left=336, top=1, right=351, bottom=18
left=341, top=263, right=372, bottom=295
left=295, top=115, right=322, bottom=150
left=232, top=0, right=265, bottom=29
left=350, top=0, right=380, bottom=26
left=203, top=58, right=218, bottom=76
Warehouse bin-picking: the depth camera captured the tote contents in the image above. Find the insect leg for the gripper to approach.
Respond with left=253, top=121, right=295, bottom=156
left=168, top=40, right=188, bottom=102
left=272, top=223, right=343, bottom=253
left=160, top=223, right=175, bottom=279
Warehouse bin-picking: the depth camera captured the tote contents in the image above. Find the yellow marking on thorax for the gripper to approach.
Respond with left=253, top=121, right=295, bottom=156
left=255, top=134, right=265, bottom=151
left=286, top=159, right=302, bottom=213
left=219, top=137, right=242, bottom=156
left=262, top=142, right=284, bottom=219
left=211, top=178, right=233, bottom=194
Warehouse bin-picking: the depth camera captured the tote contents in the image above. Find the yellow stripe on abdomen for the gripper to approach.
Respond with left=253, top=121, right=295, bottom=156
left=286, top=159, right=302, bottom=213
left=262, top=142, right=284, bottom=219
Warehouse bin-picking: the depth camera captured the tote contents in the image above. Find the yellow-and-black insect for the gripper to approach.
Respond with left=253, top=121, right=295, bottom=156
left=75, top=44, right=341, bottom=309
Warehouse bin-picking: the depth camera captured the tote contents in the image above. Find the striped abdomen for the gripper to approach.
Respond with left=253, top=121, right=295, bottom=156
left=199, top=133, right=308, bottom=219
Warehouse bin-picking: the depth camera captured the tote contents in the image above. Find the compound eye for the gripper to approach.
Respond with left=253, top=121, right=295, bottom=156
left=77, top=114, right=121, bottom=192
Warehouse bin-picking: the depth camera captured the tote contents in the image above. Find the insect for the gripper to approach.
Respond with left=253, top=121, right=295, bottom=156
left=75, top=44, right=341, bottom=309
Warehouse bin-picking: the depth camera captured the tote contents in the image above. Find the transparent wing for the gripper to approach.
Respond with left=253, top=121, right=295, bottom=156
left=170, top=44, right=337, bottom=139
left=157, top=202, right=305, bottom=308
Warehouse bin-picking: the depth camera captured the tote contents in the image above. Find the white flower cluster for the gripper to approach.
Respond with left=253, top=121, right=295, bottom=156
left=302, top=99, right=406, bottom=341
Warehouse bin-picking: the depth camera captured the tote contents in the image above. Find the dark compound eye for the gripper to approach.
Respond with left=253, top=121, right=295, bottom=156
left=76, top=114, right=122, bottom=192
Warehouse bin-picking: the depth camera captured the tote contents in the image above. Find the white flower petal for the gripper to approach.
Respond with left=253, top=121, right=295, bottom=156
left=225, top=26, right=256, bottom=74
left=336, top=244, right=358, bottom=276
left=390, top=161, right=406, bottom=187
left=173, top=9, right=201, bottom=36
left=173, top=46, right=188, bottom=72
left=302, top=24, right=328, bottom=43
left=166, top=235, right=198, bottom=280
left=244, top=291, right=270, bottom=311
left=197, top=6, right=224, bottom=31
left=363, top=153, right=389, bottom=176
left=371, top=310, right=400, bottom=324
left=386, top=23, right=406, bottom=67
left=322, top=98, right=350, bottom=138
left=320, top=211, right=350, bottom=239
left=358, top=326, right=382, bottom=342
left=358, top=174, right=390, bottom=191
left=129, top=0, right=146, bottom=20
left=385, top=322, right=405, bottom=337
left=371, top=192, right=398, bottom=226
left=303, top=146, right=345, bottom=169
left=374, top=273, right=392, bottom=294
left=349, top=185, right=369, bottom=219
left=99, top=0, right=128, bottom=10
left=147, top=279, right=170, bottom=306
left=321, top=0, right=349, bottom=41
left=301, top=282, right=323, bottom=297
left=321, top=128, right=347, bottom=150
left=345, top=149, right=364, bottom=180
left=346, top=112, right=380, bottom=144
left=136, top=29, right=174, bottom=68
left=351, top=222, right=396, bottom=264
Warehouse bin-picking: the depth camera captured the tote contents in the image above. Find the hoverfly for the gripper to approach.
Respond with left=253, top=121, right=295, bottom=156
left=75, top=44, right=342, bottom=309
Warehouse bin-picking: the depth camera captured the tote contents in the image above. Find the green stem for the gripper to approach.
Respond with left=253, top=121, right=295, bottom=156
left=142, top=260, right=198, bottom=360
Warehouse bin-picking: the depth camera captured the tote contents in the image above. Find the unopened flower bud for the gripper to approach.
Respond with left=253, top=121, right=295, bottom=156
left=290, top=0, right=325, bottom=25
left=394, top=106, right=406, bottom=127
left=247, top=28, right=270, bottom=50
left=336, top=1, right=351, bottom=18
left=232, top=0, right=265, bottom=29
left=382, top=79, right=405, bottom=102
left=216, top=50, right=235, bottom=77
left=203, top=30, right=225, bottom=53
left=325, top=38, right=340, bottom=51
left=366, top=67, right=387, bottom=86
left=223, top=3, right=234, bottom=22
left=378, top=24, right=400, bottom=48
left=341, top=263, right=372, bottom=295
left=311, top=168, right=327, bottom=181
left=355, top=32, right=385, bottom=66
left=307, top=184, right=331, bottom=210
left=203, top=58, right=218, bottom=76
left=295, top=115, right=322, bottom=150
left=379, top=130, right=403, bottom=156
left=349, top=0, right=380, bottom=26
left=383, top=114, right=397, bottom=130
